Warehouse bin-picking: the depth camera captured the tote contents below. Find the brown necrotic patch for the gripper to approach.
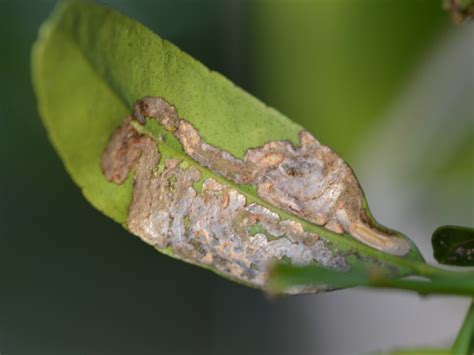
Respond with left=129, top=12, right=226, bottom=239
left=101, top=96, right=412, bottom=291
left=101, top=118, right=347, bottom=291
left=101, top=116, right=154, bottom=184
left=131, top=96, right=411, bottom=256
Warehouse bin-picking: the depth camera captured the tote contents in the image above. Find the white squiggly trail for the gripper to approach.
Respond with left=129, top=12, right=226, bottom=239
left=133, top=97, right=410, bottom=256
left=101, top=97, right=411, bottom=291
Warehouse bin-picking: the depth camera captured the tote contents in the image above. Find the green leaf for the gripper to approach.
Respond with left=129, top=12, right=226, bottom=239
left=432, top=226, right=474, bottom=266
left=32, top=0, right=426, bottom=292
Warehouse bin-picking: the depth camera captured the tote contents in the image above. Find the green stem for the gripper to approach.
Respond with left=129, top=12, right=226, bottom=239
left=409, top=262, right=474, bottom=280
left=269, top=262, right=474, bottom=297
left=366, top=250, right=474, bottom=283
left=451, top=300, right=474, bottom=355
left=370, top=277, right=474, bottom=297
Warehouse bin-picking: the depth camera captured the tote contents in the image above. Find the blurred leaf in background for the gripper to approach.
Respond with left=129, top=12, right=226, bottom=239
left=432, top=225, right=474, bottom=266
left=248, top=0, right=447, bottom=160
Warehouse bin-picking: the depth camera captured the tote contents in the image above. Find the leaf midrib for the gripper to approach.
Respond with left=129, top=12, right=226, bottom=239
left=137, top=120, right=424, bottom=274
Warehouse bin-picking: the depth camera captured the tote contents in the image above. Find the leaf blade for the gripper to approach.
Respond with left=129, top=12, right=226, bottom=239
left=432, top=225, right=474, bottom=266
left=32, top=0, right=426, bottom=291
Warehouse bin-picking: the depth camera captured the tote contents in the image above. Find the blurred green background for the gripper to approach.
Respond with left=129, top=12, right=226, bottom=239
left=0, top=1, right=472, bottom=354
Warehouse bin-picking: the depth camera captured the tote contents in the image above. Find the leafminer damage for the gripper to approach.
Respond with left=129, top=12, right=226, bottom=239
left=101, top=96, right=411, bottom=291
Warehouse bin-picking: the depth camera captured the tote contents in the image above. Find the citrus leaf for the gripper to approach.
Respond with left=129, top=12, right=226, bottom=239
left=32, top=0, right=424, bottom=292
left=432, top=225, right=474, bottom=266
